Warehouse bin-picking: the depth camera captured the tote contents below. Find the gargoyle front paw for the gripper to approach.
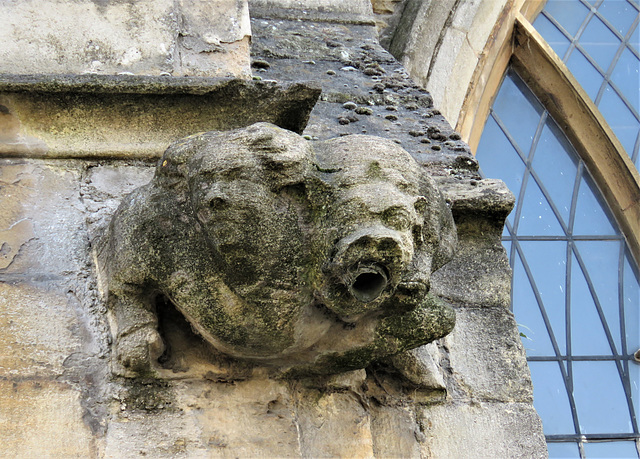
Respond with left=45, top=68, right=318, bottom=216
left=113, top=326, right=165, bottom=377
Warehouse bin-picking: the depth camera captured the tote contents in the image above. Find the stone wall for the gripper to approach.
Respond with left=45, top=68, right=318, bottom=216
left=0, top=1, right=547, bottom=457
left=374, top=0, right=510, bottom=128
left=0, top=0, right=251, bottom=78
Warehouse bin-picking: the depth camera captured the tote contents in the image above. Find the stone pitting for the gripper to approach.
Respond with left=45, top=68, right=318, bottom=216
left=97, top=122, right=457, bottom=378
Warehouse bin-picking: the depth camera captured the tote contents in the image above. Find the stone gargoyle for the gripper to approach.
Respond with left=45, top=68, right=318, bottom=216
left=97, top=122, right=457, bottom=377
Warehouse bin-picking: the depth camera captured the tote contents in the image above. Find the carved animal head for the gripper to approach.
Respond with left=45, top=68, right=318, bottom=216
left=109, top=122, right=457, bottom=373
left=314, top=135, right=457, bottom=321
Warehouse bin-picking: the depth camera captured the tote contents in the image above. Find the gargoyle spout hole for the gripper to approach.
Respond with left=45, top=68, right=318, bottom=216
left=349, top=265, right=388, bottom=303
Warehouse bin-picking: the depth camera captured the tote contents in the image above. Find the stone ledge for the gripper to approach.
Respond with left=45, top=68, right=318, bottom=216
left=0, top=74, right=321, bottom=159
left=439, top=178, right=514, bottom=219
left=249, top=0, right=375, bottom=25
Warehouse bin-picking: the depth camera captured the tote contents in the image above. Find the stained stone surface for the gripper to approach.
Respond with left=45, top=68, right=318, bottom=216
left=0, top=75, right=321, bottom=158
left=0, top=1, right=548, bottom=457
left=0, top=148, right=546, bottom=459
left=0, top=380, right=95, bottom=458
left=0, top=0, right=251, bottom=78
left=98, top=122, right=458, bottom=377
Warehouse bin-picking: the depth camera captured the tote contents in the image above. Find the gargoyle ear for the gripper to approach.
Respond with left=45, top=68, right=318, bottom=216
left=154, top=132, right=215, bottom=188
left=416, top=174, right=458, bottom=273
left=431, top=193, right=457, bottom=272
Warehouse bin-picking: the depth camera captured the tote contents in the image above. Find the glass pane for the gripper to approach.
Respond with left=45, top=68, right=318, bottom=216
left=566, top=48, right=605, bottom=100
left=634, top=133, right=640, bottom=170
left=503, top=220, right=513, bottom=236
left=598, top=0, right=637, bottom=37
left=517, top=176, right=566, bottom=236
left=477, top=115, right=526, bottom=200
left=610, top=47, right=640, bottom=114
left=631, top=363, right=640, bottom=426
left=599, top=83, right=640, bottom=155
left=572, top=171, right=618, bottom=236
left=512, top=251, right=558, bottom=356
left=534, top=13, right=572, bottom=59
left=529, top=361, right=576, bottom=435
left=631, top=19, right=639, bottom=54
left=583, top=440, right=640, bottom=458
left=492, top=71, right=544, bottom=154
left=574, top=240, right=622, bottom=352
left=573, top=361, right=633, bottom=433
left=571, top=251, right=615, bottom=356
left=543, top=0, right=592, bottom=37
left=502, top=240, right=512, bottom=257
left=579, top=14, right=621, bottom=72
left=520, top=241, right=568, bottom=355
left=532, top=122, right=580, bottom=225
left=547, top=442, right=581, bottom=459
left=624, top=252, right=640, bottom=353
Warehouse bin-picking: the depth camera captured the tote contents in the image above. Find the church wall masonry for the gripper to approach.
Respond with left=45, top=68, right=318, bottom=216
left=0, top=1, right=547, bottom=457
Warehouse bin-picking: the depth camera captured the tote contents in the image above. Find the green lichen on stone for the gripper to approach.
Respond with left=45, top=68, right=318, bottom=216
left=99, top=122, right=457, bottom=378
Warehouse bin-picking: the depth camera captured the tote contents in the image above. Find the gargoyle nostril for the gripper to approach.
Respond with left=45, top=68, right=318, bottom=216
left=349, top=264, right=388, bottom=303
left=209, top=197, right=227, bottom=210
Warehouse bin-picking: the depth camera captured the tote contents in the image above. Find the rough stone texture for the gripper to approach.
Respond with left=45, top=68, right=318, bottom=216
left=296, top=390, right=375, bottom=457
left=0, top=0, right=251, bottom=78
left=444, top=307, right=534, bottom=403
left=370, top=405, right=422, bottom=457
left=0, top=161, right=87, bottom=276
left=372, top=0, right=409, bottom=48
left=379, top=0, right=509, bottom=127
left=432, top=178, right=515, bottom=309
left=249, top=17, right=478, bottom=172
left=417, top=402, right=548, bottom=458
left=0, top=282, right=82, bottom=379
left=98, top=122, right=457, bottom=377
left=249, top=0, right=374, bottom=24
left=0, top=1, right=548, bottom=457
left=0, top=75, right=320, bottom=158
left=0, top=380, right=95, bottom=457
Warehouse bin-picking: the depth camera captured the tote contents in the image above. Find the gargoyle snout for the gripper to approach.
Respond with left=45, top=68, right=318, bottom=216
left=333, top=227, right=412, bottom=303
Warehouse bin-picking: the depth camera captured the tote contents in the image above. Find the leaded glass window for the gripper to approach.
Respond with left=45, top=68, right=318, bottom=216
left=476, top=68, right=640, bottom=458
left=533, top=0, right=640, bottom=168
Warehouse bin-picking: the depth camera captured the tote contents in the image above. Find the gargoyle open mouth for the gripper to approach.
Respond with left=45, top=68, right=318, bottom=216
left=348, top=263, right=389, bottom=303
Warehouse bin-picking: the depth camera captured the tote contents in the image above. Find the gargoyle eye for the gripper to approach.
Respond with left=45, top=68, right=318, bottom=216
left=209, top=197, right=227, bottom=211
left=382, top=207, right=411, bottom=231
left=414, top=196, right=428, bottom=215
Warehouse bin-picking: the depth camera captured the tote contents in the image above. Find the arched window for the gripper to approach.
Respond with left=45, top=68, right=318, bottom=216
left=472, top=1, right=640, bottom=457
left=534, top=0, right=639, bottom=168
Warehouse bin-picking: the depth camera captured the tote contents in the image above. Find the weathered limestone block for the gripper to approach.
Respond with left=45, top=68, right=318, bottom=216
left=0, top=160, right=86, bottom=276
left=105, top=377, right=301, bottom=457
left=0, top=0, right=251, bottom=77
left=0, top=75, right=321, bottom=159
left=370, top=405, right=422, bottom=457
left=0, top=282, right=83, bottom=379
left=295, top=390, right=375, bottom=457
left=97, top=122, right=458, bottom=377
left=249, top=0, right=374, bottom=24
left=176, top=0, right=252, bottom=77
left=431, top=178, right=515, bottom=308
left=416, top=401, right=547, bottom=458
left=443, top=307, right=534, bottom=403
left=0, top=380, right=94, bottom=457
left=82, top=165, right=157, bottom=241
